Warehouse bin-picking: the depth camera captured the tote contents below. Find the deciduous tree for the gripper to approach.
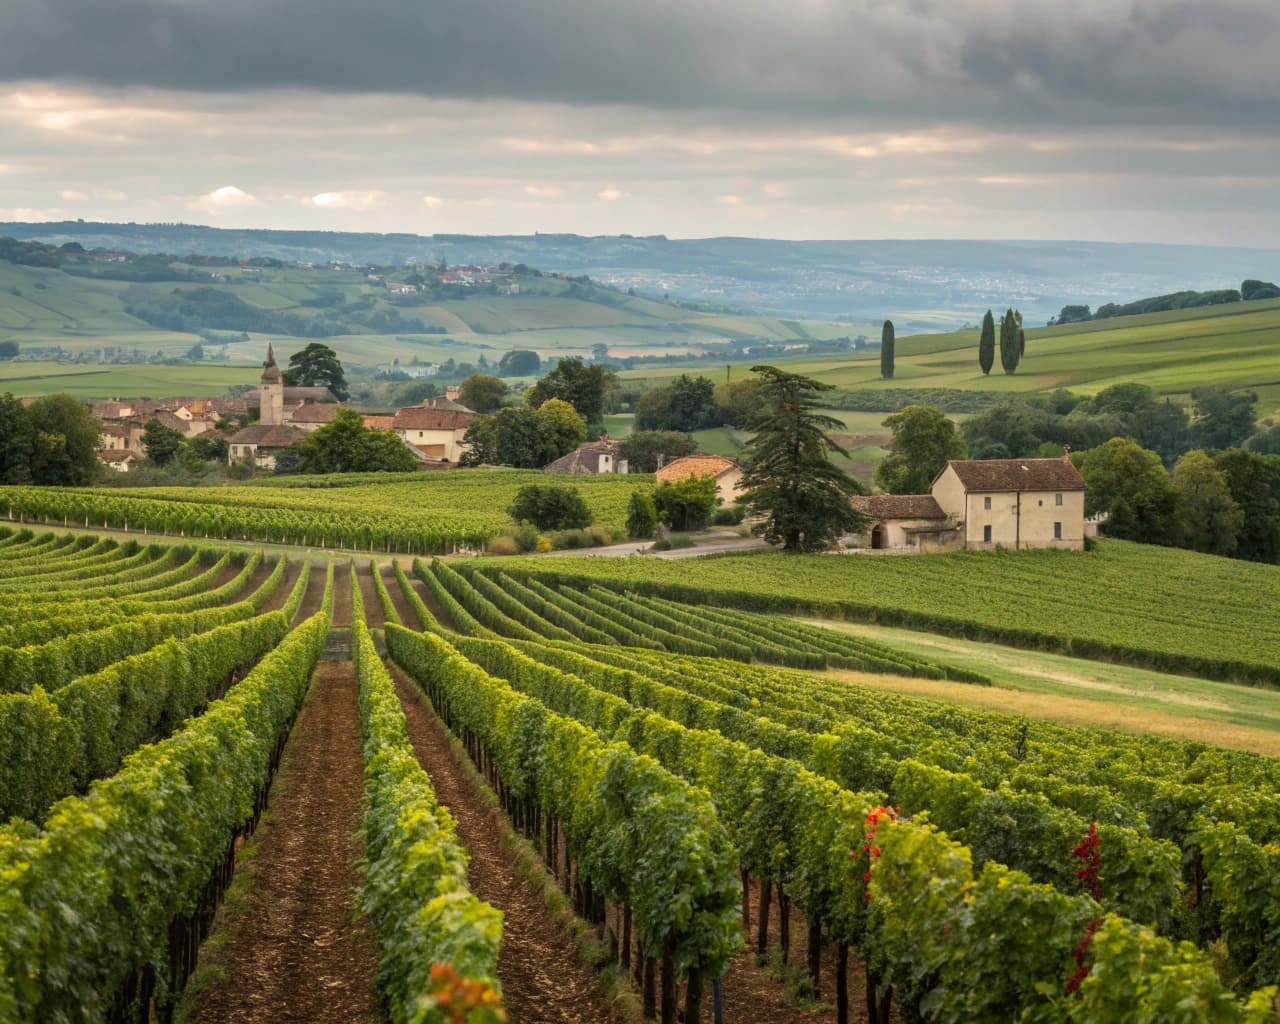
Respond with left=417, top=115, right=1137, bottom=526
left=142, top=418, right=184, bottom=467
left=1077, top=438, right=1180, bottom=545
left=528, top=357, right=614, bottom=428
left=458, top=374, right=509, bottom=413
left=876, top=405, right=967, bottom=494
left=1172, top=450, right=1244, bottom=555
left=618, top=431, right=698, bottom=474
left=0, top=392, right=34, bottom=483
left=295, top=407, right=416, bottom=473
left=27, top=394, right=100, bottom=485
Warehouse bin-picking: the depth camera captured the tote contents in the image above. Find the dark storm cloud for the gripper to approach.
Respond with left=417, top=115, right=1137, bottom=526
left=3, top=0, right=1278, bottom=126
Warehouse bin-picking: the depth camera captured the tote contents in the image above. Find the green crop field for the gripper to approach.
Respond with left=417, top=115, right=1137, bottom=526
left=497, top=539, right=1280, bottom=685
left=0, top=469, right=650, bottom=552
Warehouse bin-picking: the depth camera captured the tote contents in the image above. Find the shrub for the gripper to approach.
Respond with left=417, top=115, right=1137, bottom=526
left=551, top=529, right=592, bottom=550
left=713, top=504, right=746, bottom=526
left=653, top=476, right=718, bottom=532
left=535, top=534, right=553, bottom=553
left=511, top=521, right=539, bottom=553
left=485, top=536, right=520, bottom=556
left=626, top=490, right=658, bottom=539
left=508, top=483, right=591, bottom=531
left=584, top=525, right=612, bottom=546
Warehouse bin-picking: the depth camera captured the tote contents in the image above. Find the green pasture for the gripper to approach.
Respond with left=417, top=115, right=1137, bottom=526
left=618, top=299, right=1280, bottom=417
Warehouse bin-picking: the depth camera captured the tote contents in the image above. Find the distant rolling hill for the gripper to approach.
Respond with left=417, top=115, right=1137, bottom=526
left=5, top=221, right=1280, bottom=329
left=0, top=250, right=867, bottom=398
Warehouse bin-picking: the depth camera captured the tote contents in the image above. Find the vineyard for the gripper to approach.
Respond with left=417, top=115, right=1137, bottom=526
left=0, top=470, right=647, bottom=555
left=2, top=532, right=1278, bottom=1022
left=499, top=541, right=1280, bottom=686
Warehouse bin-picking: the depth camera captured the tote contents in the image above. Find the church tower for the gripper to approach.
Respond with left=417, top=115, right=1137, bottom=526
left=260, top=343, right=284, bottom=426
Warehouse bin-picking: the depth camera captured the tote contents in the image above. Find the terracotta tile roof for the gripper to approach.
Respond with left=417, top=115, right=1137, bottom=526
left=98, top=450, right=136, bottom=463
left=92, top=401, right=134, bottom=419
left=287, top=402, right=342, bottom=424
left=362, top=414, right=395, bottom=431
left=227, top=423, right=308, bottom=448
left=944, top=458, right=1086, bottom=492
left=545, top=441, right=618, bottom=475
left=392, top=406, right=476, bottom=431
left=147, top=410, right=187, bottom=432
left=100, top=422, right=129, bottom=438
left=655, top=454, right=738, bottom=482
left=853, top=494, right=948, bottom=520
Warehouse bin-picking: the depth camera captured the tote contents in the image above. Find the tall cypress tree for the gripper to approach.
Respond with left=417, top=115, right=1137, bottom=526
left=999, top=308, right=1019, bottom=374
left=978, top=309, right=995, bottom=375
left=880, top=320, right=895, bottom=379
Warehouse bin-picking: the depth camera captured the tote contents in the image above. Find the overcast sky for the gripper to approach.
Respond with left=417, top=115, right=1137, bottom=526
left=2, top=0, right=1278, bottom=244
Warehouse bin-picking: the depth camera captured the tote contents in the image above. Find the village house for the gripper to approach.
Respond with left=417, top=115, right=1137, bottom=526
left=544, top=437, right=629, bottom=475
left=97, top=450, right=138, bottom=473
left=655, top=454, right=742, bottom=505
left=391, top=388, right=476, bottom=464
left=857, top=456, right=1088, bottom=552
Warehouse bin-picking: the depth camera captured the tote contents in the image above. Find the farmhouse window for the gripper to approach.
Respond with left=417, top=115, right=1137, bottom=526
left=983, top=496, right=992, bottom=510
left=1055, top=493, right=1064, bottom=506
left=1054, top=522, right=1062, bottom=540
left=983, top=525, right=992, bottom=543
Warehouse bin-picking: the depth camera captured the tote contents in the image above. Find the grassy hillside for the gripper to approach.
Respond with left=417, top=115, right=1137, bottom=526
left=622, top=298, right=1280, bottom=419
left=498, top=540, right=1280, bottom=685
left=0, top=256, right=869, bottom=399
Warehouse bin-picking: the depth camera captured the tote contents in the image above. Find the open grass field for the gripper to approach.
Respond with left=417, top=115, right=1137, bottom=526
left=807, top=619, right=1280, bottom=757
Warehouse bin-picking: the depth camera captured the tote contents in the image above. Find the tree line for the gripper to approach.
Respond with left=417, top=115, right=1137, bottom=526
left=1047, top=279, right=1280, bottom=326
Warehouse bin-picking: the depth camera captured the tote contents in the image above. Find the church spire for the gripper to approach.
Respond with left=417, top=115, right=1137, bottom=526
left=262, top=343, right=282, bottom=384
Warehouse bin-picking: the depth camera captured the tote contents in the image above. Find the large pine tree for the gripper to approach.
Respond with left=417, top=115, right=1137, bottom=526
left=978, top=309, right=995, bottom=375
left=738, top=366, right=866, bottom=552
left=880, top=320, right=895, bottom=379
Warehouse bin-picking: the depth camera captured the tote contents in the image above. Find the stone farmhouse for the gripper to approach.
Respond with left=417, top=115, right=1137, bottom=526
left=855, top=456, right=1088, bottom=552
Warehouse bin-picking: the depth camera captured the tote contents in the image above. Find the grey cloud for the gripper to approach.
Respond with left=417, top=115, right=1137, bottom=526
left=2, top=0, right=1279, bottom=126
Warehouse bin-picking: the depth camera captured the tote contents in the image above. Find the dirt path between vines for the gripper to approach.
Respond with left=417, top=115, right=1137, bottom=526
left=293, top=560, right=331, bottom=623
left=380, top=564, right=418, bottom=628
left=356, top=562, right=385, bottom=629
left=186, top=661, right=381, bottom=1024
left=390, top=663, right=623, bottom=1024
left=330, top=563, right=353, bottom=628
left=259, top=560, right=303, bottom=615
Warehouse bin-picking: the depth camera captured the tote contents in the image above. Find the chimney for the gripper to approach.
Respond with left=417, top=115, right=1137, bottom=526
left=445, top=385, right=461, bottom=402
